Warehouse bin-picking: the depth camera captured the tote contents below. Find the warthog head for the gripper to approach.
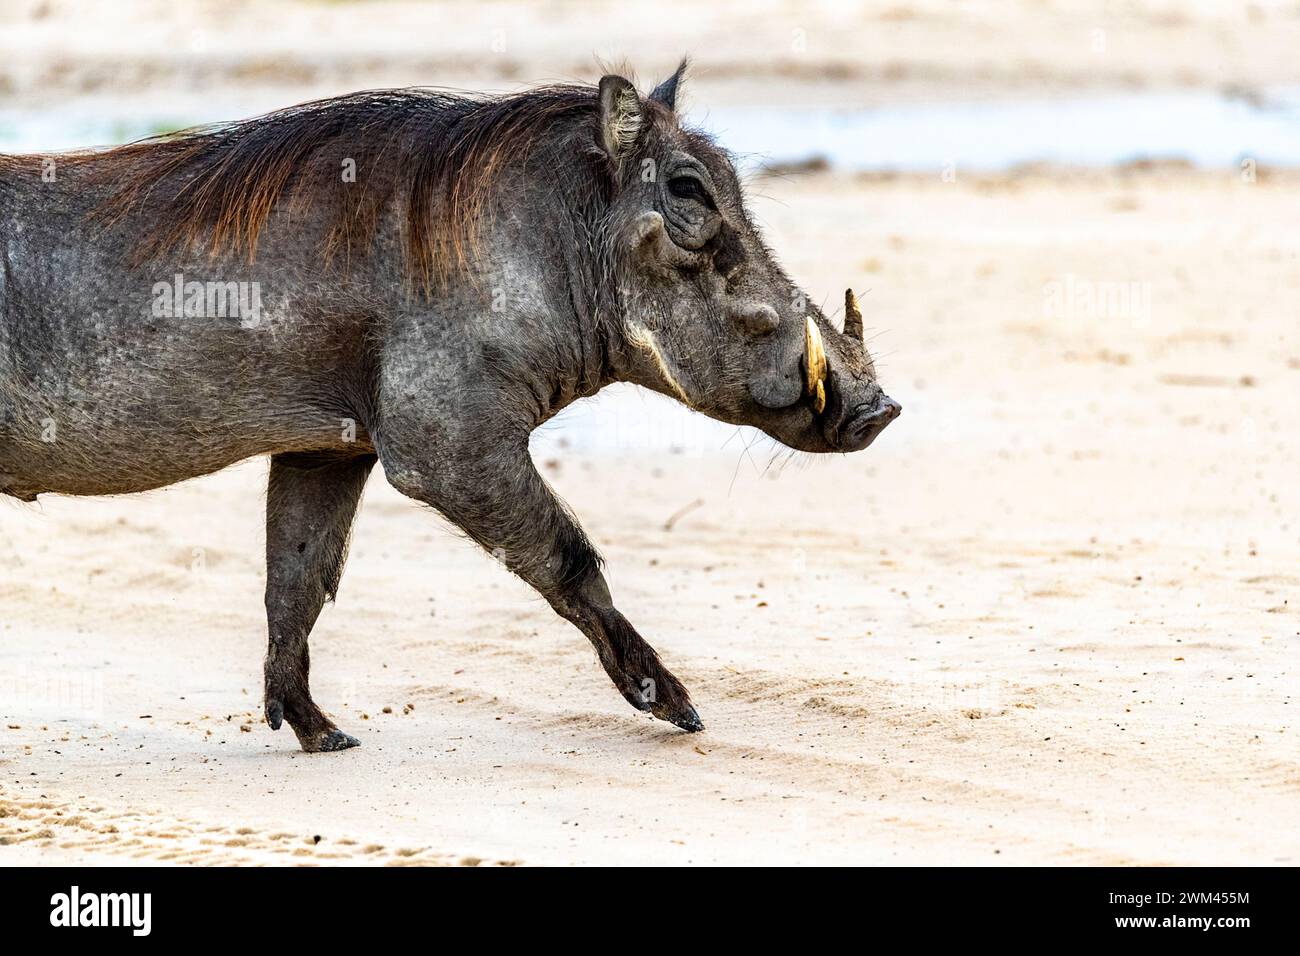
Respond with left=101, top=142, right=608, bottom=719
left=599, top=65, right=900, bottom=453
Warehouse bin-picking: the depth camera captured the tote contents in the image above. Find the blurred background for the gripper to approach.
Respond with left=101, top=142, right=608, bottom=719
left=6, top=0, right=1300, bottom=162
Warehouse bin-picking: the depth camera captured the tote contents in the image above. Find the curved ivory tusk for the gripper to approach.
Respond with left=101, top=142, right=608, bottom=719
left=844, top=288, right=864, bottom=342
left=805, top=316, right=827, bottom=415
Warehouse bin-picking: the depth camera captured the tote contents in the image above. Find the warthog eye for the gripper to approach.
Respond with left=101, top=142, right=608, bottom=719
left=668, top=175, right=715, bottom=210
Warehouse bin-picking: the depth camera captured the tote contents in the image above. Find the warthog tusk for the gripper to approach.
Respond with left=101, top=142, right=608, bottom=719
left=805, top=316, right=827, bottom=415
left=843, top=288, right=864, bottom=342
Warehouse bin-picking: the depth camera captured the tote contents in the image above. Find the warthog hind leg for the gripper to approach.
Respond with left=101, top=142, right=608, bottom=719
left=263, top=451, right=376, bottom=752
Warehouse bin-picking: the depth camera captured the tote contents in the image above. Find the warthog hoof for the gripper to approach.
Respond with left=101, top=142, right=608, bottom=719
left=266, top=699, right=359, bottom=752
left=304, top=728, right=361, bottom=753
left=652, top=699, right=705, bottom=733
left=623, top=666, right=704, bottom=732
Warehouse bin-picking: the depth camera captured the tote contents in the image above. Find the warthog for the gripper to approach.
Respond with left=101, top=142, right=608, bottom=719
left=0, top=64, right=899, bottom=751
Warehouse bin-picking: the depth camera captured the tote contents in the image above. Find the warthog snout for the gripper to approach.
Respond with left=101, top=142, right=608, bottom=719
left=838, top=394, right=902, bottom=452
left=737, top=288, right=899, bottom=454
left=788, top=289, right=901, bottom=453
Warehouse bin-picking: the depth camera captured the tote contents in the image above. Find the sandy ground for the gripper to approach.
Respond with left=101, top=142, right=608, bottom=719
left=2, top=166, right=1297, bottom=865
left=4, top=0, right=1300, bottom=109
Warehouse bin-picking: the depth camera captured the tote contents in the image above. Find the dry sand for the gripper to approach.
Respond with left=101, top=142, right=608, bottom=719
left=2, top=167, right=1297, bottom=865
left=4, top=0, right=1300, bottom=109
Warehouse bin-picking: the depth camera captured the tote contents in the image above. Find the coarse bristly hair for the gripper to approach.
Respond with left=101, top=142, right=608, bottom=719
left=54, top=86, right=610, bottom=293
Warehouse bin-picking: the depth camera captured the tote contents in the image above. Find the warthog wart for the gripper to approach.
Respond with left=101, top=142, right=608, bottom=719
left=0, top=63, right=900, bottom=751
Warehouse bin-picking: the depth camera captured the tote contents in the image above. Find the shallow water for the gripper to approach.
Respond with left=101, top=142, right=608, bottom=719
left=3, top=87, right=1299, bottom=171
left=701, top=87, right=1300, bottom=172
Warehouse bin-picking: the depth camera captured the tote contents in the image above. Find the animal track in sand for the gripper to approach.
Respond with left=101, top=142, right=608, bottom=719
left=0, top=790, right=519, bottom=866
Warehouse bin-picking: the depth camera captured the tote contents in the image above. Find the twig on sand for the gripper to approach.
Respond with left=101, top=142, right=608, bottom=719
left=663, top=498, right=704, bottom=532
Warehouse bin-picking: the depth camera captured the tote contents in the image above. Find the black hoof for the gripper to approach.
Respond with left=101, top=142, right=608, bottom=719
left=653, top=701, right=704, bottom=733
left=672, top=705, right=705, bottom=733
left=315, top=729, right=361, bottom=752
left=266, top=699, right=284, bottom=731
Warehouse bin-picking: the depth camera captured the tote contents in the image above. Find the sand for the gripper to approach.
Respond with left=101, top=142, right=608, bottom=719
left=2, top=165, right=1296, bottom=865
left=4, top=0, right=1300, bottom=110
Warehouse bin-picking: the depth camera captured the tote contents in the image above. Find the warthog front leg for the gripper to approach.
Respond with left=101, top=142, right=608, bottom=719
left=382, top=443, right=702, bottom=732
left=263, top=451, right=376, bottom=752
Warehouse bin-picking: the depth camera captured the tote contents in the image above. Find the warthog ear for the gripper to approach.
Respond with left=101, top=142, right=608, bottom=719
left=597, top=74, right=642, bottom=164
left=650, top=58, right=689, bottom=111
